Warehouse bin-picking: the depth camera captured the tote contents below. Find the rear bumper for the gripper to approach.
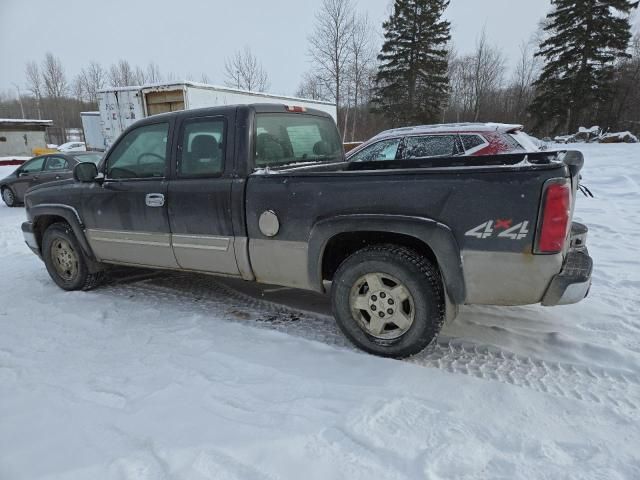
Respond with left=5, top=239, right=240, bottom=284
left=542, top=225, right=593, bottom=306
left=22, top=221, right=41, bottom=258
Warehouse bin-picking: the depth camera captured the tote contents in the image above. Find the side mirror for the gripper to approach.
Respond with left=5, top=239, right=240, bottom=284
left=73, top=162, right=99, bottom=183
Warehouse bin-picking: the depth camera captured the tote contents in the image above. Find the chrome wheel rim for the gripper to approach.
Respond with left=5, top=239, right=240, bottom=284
left=349, top=272, right=415, bottom=340
left=50, top=238, right=78, bottom=281
left=2, top=189, right=14, bottom=205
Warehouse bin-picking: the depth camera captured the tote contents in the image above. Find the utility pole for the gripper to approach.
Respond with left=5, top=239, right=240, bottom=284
left=12, top=83, right=25, bottom=119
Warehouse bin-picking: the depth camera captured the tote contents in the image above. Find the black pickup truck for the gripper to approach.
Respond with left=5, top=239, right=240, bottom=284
left=21, top=104, right=592, bottom=357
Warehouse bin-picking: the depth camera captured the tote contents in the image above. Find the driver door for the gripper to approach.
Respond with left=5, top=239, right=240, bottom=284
left=82, top=121, right=179, bottom=268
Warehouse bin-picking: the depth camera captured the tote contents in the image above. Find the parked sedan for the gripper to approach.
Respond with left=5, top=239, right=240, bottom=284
left=1, top=152, right=102, bottom=207
left=346, top=123, right=540, bottom=162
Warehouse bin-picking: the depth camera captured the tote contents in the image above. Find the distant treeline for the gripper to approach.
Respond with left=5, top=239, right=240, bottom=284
left=1, top=0, right=638, bottom=142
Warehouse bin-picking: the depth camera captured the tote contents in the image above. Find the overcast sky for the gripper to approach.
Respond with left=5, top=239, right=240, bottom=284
left=0, top=0, right=638, bottom=97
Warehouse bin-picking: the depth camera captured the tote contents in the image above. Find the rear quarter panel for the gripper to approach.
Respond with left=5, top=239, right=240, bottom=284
left=245, top=164, right=569, bottom=305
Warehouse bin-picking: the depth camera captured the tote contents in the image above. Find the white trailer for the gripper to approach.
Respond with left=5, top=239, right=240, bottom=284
left=97, top=82, right=337, bottom=148
left=80, top=112, right=105, bottom=151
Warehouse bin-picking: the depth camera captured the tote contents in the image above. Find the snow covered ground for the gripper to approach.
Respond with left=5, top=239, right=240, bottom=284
left=1, top=144, right=639, bottom=479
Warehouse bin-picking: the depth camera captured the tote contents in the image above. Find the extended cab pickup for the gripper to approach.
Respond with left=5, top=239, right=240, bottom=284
left=22, top=104, right=593, bottom=357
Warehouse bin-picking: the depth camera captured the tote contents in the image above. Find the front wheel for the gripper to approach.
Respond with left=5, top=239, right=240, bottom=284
left=1, top=187, right=17, bottom=207
left=331, top=245, right=445, bottom=358
left=42, top=222, right=104, bottom=291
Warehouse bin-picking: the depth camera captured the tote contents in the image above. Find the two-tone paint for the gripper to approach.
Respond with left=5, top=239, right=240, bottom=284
left=23, top=104, right=589, bottom=309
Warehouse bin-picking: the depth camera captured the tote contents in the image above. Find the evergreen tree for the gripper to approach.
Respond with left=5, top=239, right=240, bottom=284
left=374, top=0, right=451, bottom=125
left=530, top=0, right=639, bottom=134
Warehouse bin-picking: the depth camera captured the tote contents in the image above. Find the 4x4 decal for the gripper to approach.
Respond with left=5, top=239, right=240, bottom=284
left=466, top=220, right=530, bottom=240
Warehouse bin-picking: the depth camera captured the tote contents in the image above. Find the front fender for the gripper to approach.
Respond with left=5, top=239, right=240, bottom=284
left=29, top=203, right=96, bottom=261
left=308, top=214, right=466, bottom=304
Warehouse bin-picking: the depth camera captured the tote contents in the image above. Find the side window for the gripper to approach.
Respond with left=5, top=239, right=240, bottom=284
left=106, top=123, right=169, bottom=179
left=178, top=118, right=225, bottom=177
left=404, top=135, right=457, bottom=159
left=21, top=157, right=45, bottom=173
left=461, top=135, right=487, bottom=153
left=349, top=138, right=401, bottom=162
left=44, top=156, right=69, bottom=171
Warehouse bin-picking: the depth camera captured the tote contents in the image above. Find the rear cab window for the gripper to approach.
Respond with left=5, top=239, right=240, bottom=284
left=178, top=118, right=226, bottom=177
left=254, top=113, right=342, bottom=168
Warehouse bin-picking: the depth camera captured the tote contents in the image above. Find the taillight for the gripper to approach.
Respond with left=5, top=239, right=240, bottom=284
left=535, top=181, right=571, bottom=254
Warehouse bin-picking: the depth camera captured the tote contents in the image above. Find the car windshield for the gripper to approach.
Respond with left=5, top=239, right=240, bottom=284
left=73, top=153, right=102, bottom=164
left=254, top=113, right=343, bottom=168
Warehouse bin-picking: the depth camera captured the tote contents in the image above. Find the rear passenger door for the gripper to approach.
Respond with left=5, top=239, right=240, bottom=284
left=40, top=155, right=72, bottom=185
left=167, top=113, right=241, bottom=275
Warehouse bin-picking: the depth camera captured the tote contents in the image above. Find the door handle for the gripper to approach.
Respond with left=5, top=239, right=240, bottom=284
left=55, top=175, right=61, bottom=180
left=145, top=193, right=165, bottom=207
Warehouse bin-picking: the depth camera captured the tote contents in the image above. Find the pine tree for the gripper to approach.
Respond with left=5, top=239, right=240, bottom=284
left=373, top=0, right=451, bottom=125
left=530, top=0, right=639, bottom=134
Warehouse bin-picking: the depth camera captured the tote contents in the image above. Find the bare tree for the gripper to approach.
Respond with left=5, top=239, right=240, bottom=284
left=42, top=52, right=68, bottom=99
left=40, top=52, right=69, bottom=140
left=25, top=61, right=43, bottom=118
left=307, top=0, right=355, bottom=111
left=108, top=59, right=136, bottom=87
left=470, top=29, right=506, bottom=121
left=347, top=14, right=375, bottom=141
left=134, top=65, right=148, bottom=85
left=146, top=62, right=163, bottom=83
left=511, top=40, right=540, bottom=120
left=224, top=46, right=270, bottom=91
left=77, top=61, right=106, bottom=103
left=71, top=75, right=84, bottom=102
left=296, top=72, right=328, bottom=100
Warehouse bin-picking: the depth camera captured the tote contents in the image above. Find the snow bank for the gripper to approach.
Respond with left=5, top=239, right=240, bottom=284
left=555, top=127, right=639, bottom=144
left=1, top=144, right=640, bottom=479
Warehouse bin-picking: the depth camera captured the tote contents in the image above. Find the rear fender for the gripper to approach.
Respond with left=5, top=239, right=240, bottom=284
left=308, top=214, right=466, bottom=304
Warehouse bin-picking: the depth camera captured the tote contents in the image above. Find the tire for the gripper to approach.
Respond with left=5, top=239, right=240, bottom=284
left=331, top=244, right=445, bottom=358
left=1, top=187, right=17, bottom=207
left=42, top=222, right=104, bottom=291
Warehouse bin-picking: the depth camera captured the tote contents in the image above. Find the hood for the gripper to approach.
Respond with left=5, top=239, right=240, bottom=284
left=0, top=170, right=19, bottom=184
left=26, top=178, right=74, bottom=195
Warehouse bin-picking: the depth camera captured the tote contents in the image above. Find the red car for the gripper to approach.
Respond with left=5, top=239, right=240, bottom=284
left=346, top=123, right=540, bottom=162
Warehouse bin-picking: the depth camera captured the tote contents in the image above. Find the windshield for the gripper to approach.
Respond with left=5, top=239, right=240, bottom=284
left=254, top=113, right=343, bottom=168
left=73, top=153, right=103, bottom=164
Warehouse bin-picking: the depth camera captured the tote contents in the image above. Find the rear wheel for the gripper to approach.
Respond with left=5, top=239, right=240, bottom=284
left=1, top=187, right=17, bottom=207
left=42, top=222, right=103, bottom=291
left=331, top=245, right=445, bottom=358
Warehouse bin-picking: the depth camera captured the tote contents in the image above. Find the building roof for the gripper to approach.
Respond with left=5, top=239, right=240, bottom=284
left=98, top=81, right=336, bottom=107
left=0, top=118, right=53, bottom=126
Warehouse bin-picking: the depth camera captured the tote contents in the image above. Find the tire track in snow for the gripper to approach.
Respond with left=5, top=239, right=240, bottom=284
left=99, top=271, right=640, bottom=415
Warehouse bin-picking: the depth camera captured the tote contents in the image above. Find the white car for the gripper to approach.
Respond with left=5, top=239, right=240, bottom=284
left=57, top=142, right=86, bottom=153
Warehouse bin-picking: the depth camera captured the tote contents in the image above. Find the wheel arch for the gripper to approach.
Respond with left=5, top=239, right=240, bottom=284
left=30, top=204, right=96, bottom=262
left=1, top=184, right=17, bottom=203
left=308, top=214, right=466, bottom=304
